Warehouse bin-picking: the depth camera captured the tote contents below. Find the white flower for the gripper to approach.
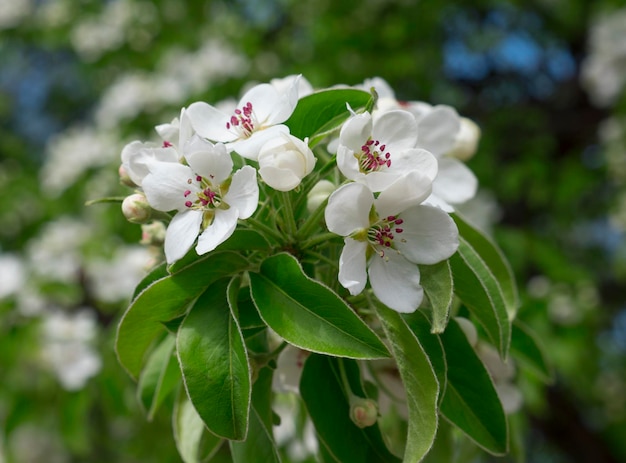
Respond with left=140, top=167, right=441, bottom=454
left=142, top=139, right=258, bottom=263
left=258, top=133, right=316, bottom=191
left=447, top=116, right=481, bottom=162
left=336, top=109, right=438, bottom=192
left=325, top=180, right=458, bottom=313
left=186, top=78, right=301, bottom=160
left=271, top=74, right=314, bottom=98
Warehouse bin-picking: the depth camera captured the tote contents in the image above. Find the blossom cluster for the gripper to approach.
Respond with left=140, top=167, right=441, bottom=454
left=120, top=75, right=479, bottom=314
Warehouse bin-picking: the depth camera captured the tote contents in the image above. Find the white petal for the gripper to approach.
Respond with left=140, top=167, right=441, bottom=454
left=372, top=110, right=418, bottom=151
left=164, top=210, right=202, bottom=263
left=423, top=193, right=454, bottom=212
left=259, top=166, right=302, bottom=192
left=336, top=144, right=363, bottom=181
left=339, top=112, right=372, bottom=153
left=241, top=81, right=298, bottom=126
left=196, top=207, right=239, bottom=255
left=391, top=148, right=438, bottom=181
left=228, top=124, right=290, bottom=160
left=186, top=141, right=233, bottom=183
left=224, top=165, right=259, bottom=219
left=142, top=162, right=194, bottom=211
left=416, top=105, right=461, bottom=156
left=186, top=101, right=236, bottom=142
left=178, top=107, right=193, bottom=149
left=432, top=157, right=478, bottom=205
left=325, top=183, right=373, bottom=236
left=375, top=170, right=432, bottom=218
left=368, top=252, right=423, bottom=313
left=338, top=238, right=368, bottom=295
left=395, top=204, right=459, bottom=264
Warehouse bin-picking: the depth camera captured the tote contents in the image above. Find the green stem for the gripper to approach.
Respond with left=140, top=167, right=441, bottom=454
left=295, top=197, right=328, bottom=241
left=337, top=358, right=356, bottom=400
left=246, top=217, right=283, bottom=243
left=279, top=191, right=297, bottom=239
left=300, top=232, right=340, bottom=250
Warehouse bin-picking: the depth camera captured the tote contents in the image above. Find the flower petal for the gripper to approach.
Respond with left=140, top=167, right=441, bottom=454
left=391, top=148, right=438, bottom=181
left=185, top=139, right=233, bottom=183
left=223, top=165, right=259, bottom=219
left=336, top=144, right=363, bottom=182
left=375, top=170, right=432, bottom=218
left=241, top=81, right=298, bottom=126
left=416, top=105, right=461, bottom=156
left=432, top=156, right=478, bottom=205
left=195, top=207, right=239, bottom=255
left=325, top=182, right=373, bottom=236
left=368, top=252, right=423, bottom=313
left=228, top=124, right=289, bottom=160
left=338, top=238, right=368, bottom=296
left=372, top=110, right=418, bottom=151
left=339, top=112, right=372, bottom=153
left=142, top=162, right=194, bottom=211
left=164, top=210, right=202, bottom=263
left=395, top=204, right=459, bottom=264
left=186, top=101, right=236, bottom=142
left=259, top=166, right=302, bottom=192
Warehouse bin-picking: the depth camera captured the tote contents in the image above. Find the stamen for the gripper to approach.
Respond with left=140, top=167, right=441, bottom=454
left=225, top=102, right=257, bottom=139
left=358, top=137, right=392, bottom=173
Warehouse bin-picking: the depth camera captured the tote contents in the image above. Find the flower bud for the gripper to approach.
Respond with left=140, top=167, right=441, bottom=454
left=447, top=117, right=481, bottom=162
left=349, top=397, right=378, bottom=428
left=118, top=164, right=136, bottom=187
left=140, top=221, right=166, bottom=246
left=258, top=134, right=316, bottom=191
left=307, top=180, right=335, bottom=213
left=122, top=193, right=152, bottom=224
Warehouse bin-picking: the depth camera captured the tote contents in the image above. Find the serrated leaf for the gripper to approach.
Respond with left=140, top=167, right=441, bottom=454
left=116, top=251, right=249, bottom=379
left=452, top=213, right=519, bottom=319
left=300, top=354, right=401, bottom=463
left=137, top=334, right=181, bottom=420
left=419, top=260, right=454, bottom=333
left=450, top=238, right=511, bottom=358
left=403, top=311, right=447, bottom=403
left=510, top=321, right=554, bottom=383
left=439, top=319, right=508, bottom=455
left=173, top=389, right=223, bottom=463
left=177, top=277, right=251, bottom=440
left=374, top=304, right=439, bottom=463
left=285, top=88, right=372, bottom=145
left=249, top=253, right=389, bottom=359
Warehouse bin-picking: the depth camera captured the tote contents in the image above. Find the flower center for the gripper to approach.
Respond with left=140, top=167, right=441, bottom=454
left=183, top=175, right=223, bottom=210
left=226, top=102, right=257, bottom=139
left=357, top=138, right=391, bottom=173
left=366, top=215, right=404, bottom=258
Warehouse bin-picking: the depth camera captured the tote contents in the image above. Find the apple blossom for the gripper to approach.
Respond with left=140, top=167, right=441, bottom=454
left=141, top=138, right=259, bottom=263
left=258, top=133, right=316, bottom=191
left=337, top=109, right=438, bottom=192
left=186, top=78, right=300, bottom=160
left=325, top=180, right=458, bottom=313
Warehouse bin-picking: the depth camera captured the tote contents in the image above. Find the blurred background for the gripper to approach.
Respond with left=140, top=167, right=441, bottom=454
left=1, top=0, right=625, bottom=461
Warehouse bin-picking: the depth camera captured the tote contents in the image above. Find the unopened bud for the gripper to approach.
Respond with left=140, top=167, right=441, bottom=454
left=140, top=221, right=166, bottom=246
left=349, top=397, right=378, bottom=428
left=119, top=164, right=137, bottom=187
left=122, top=193, right=152, bottom=224
left=447, top=117, right=481, bottom=162
left=306, top=180, right=335, bottom=213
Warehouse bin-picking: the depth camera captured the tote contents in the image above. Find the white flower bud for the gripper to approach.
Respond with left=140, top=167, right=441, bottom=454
left=447, top=117, right=481, bottom=162
left=140, top=221, right=166, bottom=246
left=118, top=164, right=136, bottom=187
left=258, top=134, right=316, bottom=191
left=349, top=397, right=378, bottom=428
left=122, top=193, right=152, bottom=224
left=306, top=180, right=335, bottom=213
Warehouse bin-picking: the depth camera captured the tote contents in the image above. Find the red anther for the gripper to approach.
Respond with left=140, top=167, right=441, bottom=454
left=185, top=201, right=192, bottom=208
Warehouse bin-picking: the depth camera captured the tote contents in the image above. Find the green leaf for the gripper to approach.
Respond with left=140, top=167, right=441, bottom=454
left=374, top=304, right=439, bottom=463
left=177, top=277, right=251, bottom=440
left=132, top=261, right=168, bottom=300
left=116, top=251, right=249, bottom=379
left=452, top=213, right=519, bottom=319
left=419, top=260, right=454, bottom=333
left=450, top=238, right=511, bottom=357
left=137, top=334, right=181, bottom=420
left=249, top=253, right=389, bottom=359
left=439, top=319, right=508, bottom=455
left=230, top=407, right=281, bottom=463
left=285, top=88, right=372, bottom=145
left=168, top=229, right=269, bottom=274
left=403, top=311, right=447, bottom=403
left=510, top=321, right=554, bottom=383
left=300, top=354, right=401, bottom=463
left=173, top=389, right=224, bottom=463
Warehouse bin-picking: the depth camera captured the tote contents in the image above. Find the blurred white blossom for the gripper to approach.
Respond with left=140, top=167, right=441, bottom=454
left=0, top=253, right=26, bottom=299
left=0, top=0, right=32, bottom=29
left=40, top=309, right=102, bottom=390
left=581, top=8, right=626, bottom=107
